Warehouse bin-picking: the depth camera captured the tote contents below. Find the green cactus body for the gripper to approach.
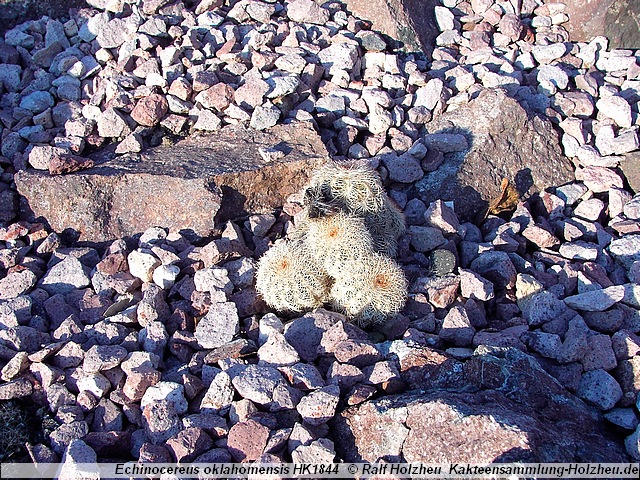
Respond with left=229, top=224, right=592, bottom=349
left=255, top=240, right=331, bottom=312
left=330, top=253, right=408, bottom=326
left=304, top=212, right=375, bottom=277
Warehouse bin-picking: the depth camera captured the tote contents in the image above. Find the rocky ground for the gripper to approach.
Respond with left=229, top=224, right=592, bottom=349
left=0, top=0, right=640, bottom=468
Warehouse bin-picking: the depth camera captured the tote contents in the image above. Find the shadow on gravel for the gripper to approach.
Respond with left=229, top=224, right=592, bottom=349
left=0, top=0, right=86, bottom=35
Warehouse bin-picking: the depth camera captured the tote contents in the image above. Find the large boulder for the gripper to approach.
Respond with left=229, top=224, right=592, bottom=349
left=344, top=0, right=439, bottom=54
left=333, top=346, right=628, bottom=463
left=15, top=122, right=328, bottom=243
left=550, top=0, right=640, bottom=49
left=415, top=89, right=574, bottom=221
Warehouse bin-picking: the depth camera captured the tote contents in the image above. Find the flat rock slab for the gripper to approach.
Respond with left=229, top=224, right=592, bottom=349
left=416, top=89, right=575, bottom=221
left=333, top=347, right=629, bottom=463
left=16, top=122, right=328, bottom=242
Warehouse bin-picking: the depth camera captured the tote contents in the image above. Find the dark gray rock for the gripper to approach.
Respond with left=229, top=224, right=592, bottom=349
left=344, top=0, right=438, bottom=54
left=559, top=0, right=640, bottom=49
left=415, top=89, right=574, bottom=221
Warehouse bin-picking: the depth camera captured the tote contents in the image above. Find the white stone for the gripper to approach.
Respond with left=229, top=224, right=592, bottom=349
left=573, top=198, right=605, bottom=221
left=367, top=104, right=393, bottom=135
left=596, top=96, right=633, bottom=128
left=318, top=43, right=359, bottom=72
left=596, top=52, right=637, bottom=73
left=514, top=52, right=536, bottom=70
left=194, top=267, right=233, bottom=296
left=152, top=264, right=180, bottom=289
left=609, top=187, right=633, bottom=218
left=141, top=381, right=188, bottom=414
left=532, top=43, right=567, bottom=64
left=200, top=371, right=234, bottom=414
left=127, top=250, right=161, bottom=283
left=575, top=144, right=620, bottom=168
left=77, top=373, right=111, bottom=398
left=415, top=78, right=446, bottom=110
left=434, top=6, right=455, bottom=31
left=258, top=331, right=300, bottom=366
left=258, top=313, right=284, bottom=346
left=537, top=64, right=569, bottom=92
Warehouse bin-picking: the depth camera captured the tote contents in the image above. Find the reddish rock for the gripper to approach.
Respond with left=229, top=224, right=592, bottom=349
left=395, top=346, right=464, bottom=390
left=411, top=274, right=460, bottom=308
left=190, top=71, right=218, bottom=93
left=296, top=385, right=341, bottom=426
left=335, top=397, right=409, bottom=462
left=318, top=319, right=369, bottom=356
left=333, top=340, right=383, bottom=368
left=199, top=83, right=235, bottom=112
left=49, top=154, right=94, bottom=175
left=498, top=14, right=523, bottom=41
left=165, top=427, right=213, bottom=462
left=123, top=366, right=161, bottom=401
left=345, top=0, right=438, bottom=54
left=334, top=348, right=629, bottom=463
left=403, top=396, right=533, bottom=462
left=345, top=384, right=377, bottom=406
left=16, top=122, right=328, bottom=242
left=96, top=252, right=128, bottom=275
left=227, top=419, right=271, bottom=462
left=548, top=0, right=640, bottom=49
left=139, top=442, right=172, bottom=463
left=327, top=362, right=365, bottom=393
left=130, top=93, right=168, bottom=126
left=522, top=225, right=561, bottom=248
left=234, top=77, right=270, bottom=110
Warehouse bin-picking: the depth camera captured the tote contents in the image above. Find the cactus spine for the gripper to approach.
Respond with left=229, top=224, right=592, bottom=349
left=330, top=253, right=408, bottom=326
left=255, top=240, right=331, bottom=313
left=304, top=212, right=374, bottom=277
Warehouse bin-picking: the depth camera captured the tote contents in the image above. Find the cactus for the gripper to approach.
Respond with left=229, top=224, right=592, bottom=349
left=256, top=163, right=408, bottom=326
left=330, top=253, right=408, bottom=326
left=305, top=164, right=386, bottom=215
left=365, top=197, right=406, bottom=256
left=304, top=212, right=374, bottom=277
left=255, top=240, right=331, bottom=313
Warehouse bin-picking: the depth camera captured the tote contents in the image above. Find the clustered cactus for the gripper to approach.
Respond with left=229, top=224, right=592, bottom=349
left=256, top=163, right=408, bottom=326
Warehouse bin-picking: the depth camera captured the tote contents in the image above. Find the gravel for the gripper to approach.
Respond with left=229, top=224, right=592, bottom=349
left=1, top=0, right=640, bottom=465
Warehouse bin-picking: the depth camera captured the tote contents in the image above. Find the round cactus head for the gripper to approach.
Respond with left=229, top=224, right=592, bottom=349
left=255, top=240, right=331, bottom=313
left=304, top=212, right=375, bottom=277
left=330, top=253, right=408, bottom=326
left=305, top=164, right=386, bottom=215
